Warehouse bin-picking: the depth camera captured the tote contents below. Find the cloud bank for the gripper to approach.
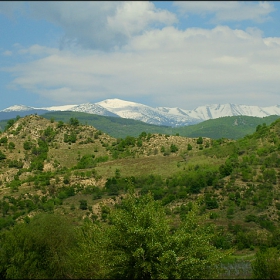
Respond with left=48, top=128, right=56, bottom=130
left=1, top=1, right=279, bottom=109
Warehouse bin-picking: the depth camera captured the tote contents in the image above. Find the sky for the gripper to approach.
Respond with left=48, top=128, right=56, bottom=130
left=0, top=1, right=280, bottom=110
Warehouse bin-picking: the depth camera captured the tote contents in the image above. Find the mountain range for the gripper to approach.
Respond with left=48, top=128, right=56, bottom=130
left=1, top=98, right=280, bottom=127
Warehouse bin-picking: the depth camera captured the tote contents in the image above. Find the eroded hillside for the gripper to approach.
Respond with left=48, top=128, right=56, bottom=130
left=0, top=114, right=280, bottom=259
left=0, top=114, right=212, bottom=222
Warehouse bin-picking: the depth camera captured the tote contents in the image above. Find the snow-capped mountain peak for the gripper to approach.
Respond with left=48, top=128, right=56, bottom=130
left=0, top=99, right=279, bottom=127
left=97, top=98, right=146, bottom=110
left=2, top=105, right=34, bottom=112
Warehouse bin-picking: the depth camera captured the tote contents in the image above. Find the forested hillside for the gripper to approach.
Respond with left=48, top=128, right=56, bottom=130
left=1, top=112, right=278, bottom=139
left=0, top=114, right=279, bottom=278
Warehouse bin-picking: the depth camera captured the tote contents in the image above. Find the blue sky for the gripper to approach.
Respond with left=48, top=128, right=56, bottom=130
left=1, top=1, right=280, bottom=110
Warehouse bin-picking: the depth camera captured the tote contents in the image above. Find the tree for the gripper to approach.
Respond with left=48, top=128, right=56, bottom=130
left=0, top=213, right=78, bottom=279
left=170, top=143, right=178, bottom=153
left=103, top=192, right=229, bottom=279
left=67, top=220, right=108, bottom=279
left=197, top=137, right=203, bottom=144
left=252, top=247, right=280, bottom=279
left=69, top=117, right=79, bottom=126
left=57, top=120, right=64, bottom=128
left=4, top=119, right=15, bottom=131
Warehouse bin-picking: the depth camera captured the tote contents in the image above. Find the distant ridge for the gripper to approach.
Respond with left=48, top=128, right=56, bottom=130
left=1, top=98, right=280, bottom=127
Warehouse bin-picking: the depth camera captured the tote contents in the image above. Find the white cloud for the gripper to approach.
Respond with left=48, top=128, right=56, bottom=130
left=174, top=1, right=275, bottom=23
left=107, top=2, right=177, bottom=37
left=17, top=44, right=58, bottom=56
left=2, top=50, right=12, bottom=56
left=4, top=24, right=280, bottom=109
left=27, top=1, right=177, bottom=50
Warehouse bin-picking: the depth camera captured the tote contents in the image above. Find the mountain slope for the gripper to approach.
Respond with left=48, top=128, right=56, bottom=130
left=1, top=112, right=279, bottom=140
left=1, top=99, right=280, bottom=127
left=38, top=113, right=280, bottom=140
left=0, top=113, right=280, bottom=275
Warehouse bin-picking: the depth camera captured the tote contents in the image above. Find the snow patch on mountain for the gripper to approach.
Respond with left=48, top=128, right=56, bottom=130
left=1, top=99, right=280, bottom=127
left=70, top=103, right=119, bottom=117
left=41, top=105, right=77, bottom=111
left=2, top=105, right=34, bottom=112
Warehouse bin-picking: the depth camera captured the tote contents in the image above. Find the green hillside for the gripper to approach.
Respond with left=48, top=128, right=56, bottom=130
left=0, top=112, right=279, bottom=140
left=173, top=115, right=280, bottom=139
left=0, top=114, right=280, bottom=278
left=40, top=112, right=280, bottom=139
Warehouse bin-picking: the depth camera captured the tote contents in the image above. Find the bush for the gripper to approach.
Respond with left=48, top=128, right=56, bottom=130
left=197, top=137, right=203, bottom=144
left=170, top=143, right=178, bottom=153
left=69, top=117, right=79, bottom=126
left=252, top=248, right=280, bottom=279
left=8, top=142, right=16, bottom=150
left=79, top=200, right=88, bottom=210
left=23, top=141, right=32, bottom=150
left=0, top=137, right=8, bottom=144
left=76, top=154, right=96, bottom=169
left=0, top=151, right=6, bottom=160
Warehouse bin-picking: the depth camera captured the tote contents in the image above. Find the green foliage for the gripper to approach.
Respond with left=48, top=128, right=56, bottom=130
left=252, top=248, right=280, bottom=279
left=75, top=154, right=96, bottom=169
left=4, top=119, right=15, bottom=131
left=8, top=159, right=24, bottom=169
left=0, top=216, right=15, bottom=230
left=79, top=199, right=88, bottom=210
left=167, top=164, right=219, bottom=194
left=69, top=117, right=79, bottom=126
left=23, top=141, right=32, bottom=150
left=263, top=168, right=277, bottom=184
left=30, top=139, right=49, bottom=171
left=8, top=142, right=15, bottom=150
left=170, top=143, right=178, bottom=153
left=57, top=120, right=64, bottom=128
left=0, top=213, right=78, bottom=279
left=219, top=161, right=233, bottom=177
left=0, top=137, right=8, bottom=144
left=204, top=193, right=219, bottom=209
left=103, top=193, right=229, bottom=279
left=0, top=151, right=6, bottom=160
left=197, top=136, right=203, bottom=144
left=64, top=132, right=77, bottom=143
left=43, top=126, right=57, bottom=142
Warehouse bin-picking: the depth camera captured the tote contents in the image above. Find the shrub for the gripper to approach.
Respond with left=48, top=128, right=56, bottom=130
left=0, top=151, right=6, bottom=160
left=79, top=200, right=88, bottom=210
left=23, top=141, right=32, bottom=150
left=252, top=248, right=280, bottom=279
